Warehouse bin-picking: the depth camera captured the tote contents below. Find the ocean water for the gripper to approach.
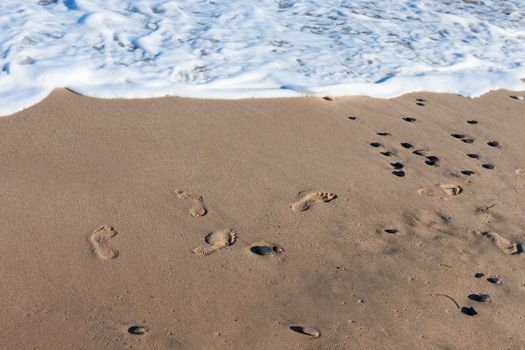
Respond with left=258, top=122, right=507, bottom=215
left=0, top=0, right=524, bottom=115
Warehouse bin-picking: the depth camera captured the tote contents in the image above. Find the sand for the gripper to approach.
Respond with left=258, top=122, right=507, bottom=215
left=1, top=89, right=525, bottom=349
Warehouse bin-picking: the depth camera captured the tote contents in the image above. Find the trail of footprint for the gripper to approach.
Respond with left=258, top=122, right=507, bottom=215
left=176, top=189, right=207, bottom=217
left=89, top=225, right=119, bottom=260
left=290, top=192, right=336, bottom=211
left=478, top=231, right=521, bottom=255
left=192, top=229, right=237, bottom=256
left=417, top=184, right=462, bottom=197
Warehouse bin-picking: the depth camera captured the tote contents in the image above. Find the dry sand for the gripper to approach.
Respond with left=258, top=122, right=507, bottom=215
left=1, top=89, right=525, bottom=349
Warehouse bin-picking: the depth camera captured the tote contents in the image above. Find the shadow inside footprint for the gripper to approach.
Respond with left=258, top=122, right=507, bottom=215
left=487, top=140, right=500, bottom=148
left=381, top=151, right=393, bottom=157
left=451, top=133, right=465, bottom=139
left=461, top=170, right=475, bottom=176
left=289, top=326, right=321, bottom=338
left=482, top=163, right=494, bottom=170
left=467, top=153, right=480, bottom=159
left=462, top=138, right=474, bottom=144
left=402, top=117, right=416, bottom=122
left=467, top=120, right=478, bottom=124
left=377, top=132, right=391, bottom=136
left=401, top=142, right=413, bottom=149
left=348, top=115, right=359, bottom=120
left=370, top=142, right=382, bottom=148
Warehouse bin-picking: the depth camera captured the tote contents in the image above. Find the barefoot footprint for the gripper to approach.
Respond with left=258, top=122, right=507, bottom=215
left=89, top=225, right=119, bottom=260
left=192, top=229, right=237, bottom=256
left=417, top=184, right=462, bottom=197
left=176, top=189, right=207, bottom=217
left=290, top=192, right=336, bottom=212
left=478, top=231, right=520, bottom=255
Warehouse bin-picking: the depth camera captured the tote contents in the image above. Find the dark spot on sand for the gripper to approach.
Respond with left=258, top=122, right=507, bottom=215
left=482, top=163, right=494, bottom=170
left=289, top=326, right=320, bottom=337
left=381, top=151, right=393, bottom=157
left=412, top=149, right=426, bottom=156
left=487, top=140, right=500, bottom=148
left=348, top=115, right=358, bottom=120
left=462, top=138, right=474, bottom=144
left=451, top=133, right=465, bottom=139
left=370, top=142, right=382, bottom=148
left=461, top=170, right=475, bottom=176
left=475, top=272, right=484, bottom=278
left=377, top=132, right=391, bottom=136
left=402, top=117, right=416, bottom=122
left=250, top=245, right=280, bottom=256
left=401, top=142, right=413, bottom=149
left=467, top=120, right=478, bottom=124
left=467, top=153, right=479, bottom=159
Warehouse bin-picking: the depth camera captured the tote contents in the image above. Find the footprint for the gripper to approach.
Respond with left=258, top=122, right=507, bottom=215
left=467, top=120, right=478, bottom=125
left=466, top=153, right=480, bottom=159
left=176, top=189, right=207, bottom=217
left=249, top=242, right=284, bottom=256
left=402, top=117, right=416, bottom=122
left=192, top=229, right=237, bottom=256
left=487, top=140, right=500, bottom=148
left=384, top=228, right=399, bottom=234
left=482, top=163, right=494, bottom=170
left=370, top=142, right=382, bottom=148
left=401, top=142, right=413, bottom=149
left=417, top=184, right=462, bottom=197
left=89, top=225, right=119, bottom=260
left=478, top=231, right=520, bottom=255
left=290, top=192, right=336, bottom=212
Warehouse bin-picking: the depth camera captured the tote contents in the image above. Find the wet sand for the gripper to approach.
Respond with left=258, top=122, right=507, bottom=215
left=1, top=89, right=525, bottom=349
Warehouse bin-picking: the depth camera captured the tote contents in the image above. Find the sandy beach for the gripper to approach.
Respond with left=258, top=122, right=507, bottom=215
left=1, top=89, right=525, bottom=349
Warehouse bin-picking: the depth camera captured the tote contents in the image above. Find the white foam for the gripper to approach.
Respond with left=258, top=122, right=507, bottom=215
left=1, top=0, right=524, bottom=115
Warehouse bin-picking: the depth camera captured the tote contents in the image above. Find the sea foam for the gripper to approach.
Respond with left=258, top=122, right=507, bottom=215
left=1, top=0, right=524, bottom=115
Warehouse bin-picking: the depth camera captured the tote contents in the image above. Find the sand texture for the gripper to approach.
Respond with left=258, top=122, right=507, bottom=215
left=1, top=89, right=525, bottom=349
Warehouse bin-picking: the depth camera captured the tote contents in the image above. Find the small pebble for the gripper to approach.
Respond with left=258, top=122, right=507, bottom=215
left=392, top=170, right=405, bottom=177
left=128, top=326, right=147, bottom=335
left=487, top=275, right=502, bottom=284
left=461, top=306, right=478, bottom=316
left=468, top=293, right=491, bottom=303
left=390, top=162, right=404, bottom=169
